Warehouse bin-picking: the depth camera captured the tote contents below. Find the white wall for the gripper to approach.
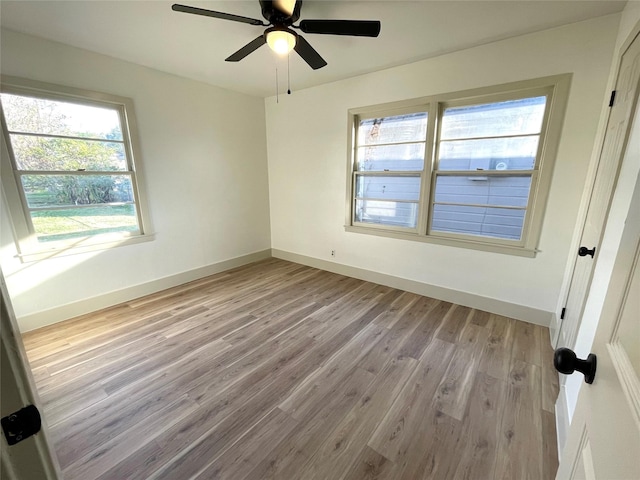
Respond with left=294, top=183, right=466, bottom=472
left=265, top=15, right=619, bottom=323
left=0, top=29, right=271, bottom=330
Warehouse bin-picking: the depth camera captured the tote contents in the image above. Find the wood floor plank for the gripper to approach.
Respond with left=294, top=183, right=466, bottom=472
left=357, top=326, right=412, bottom=376
left=147, top=347, right=326, bottom=478
left=361, top=295, right=448, bottom=376
left=402, top=410, right=464, bottom=480
left=279, top=322, right=386, bottom=420
left=22, top=259, right=558, bottom=480
left=94, top=440, right=164, bottom=480
left=35, top=333, right=163, bottom=396
left=303, top=284, right=394, bottom=345
left=193, top=407, right=299, bottom=480
left=341, top=445, right=395, bottom=480
left=243, top=366, right=377, bottom=480
left=50, top=338, right=233, bottom=468
left=123, top=292, right=386, bottom=477
left=99, top=329, right=237, bottom=396
left=42, top=312, right=177, bottom=375
left=372, top=291, right=420, bottom=328
left=28, top=307, right=196, bottom=370
left=127, top=336, right=319, bottom=479
left=359, top=294, right=437, bottom=373
left=470, top=308, right=491, bottom=327
left=398, top=299, right=449, bottom=359
left=367, top=338, right=456, bottom=463
left=432, top=323, right=490, bottom=421
left=494, top=360, right=544, bottom=480
left=31, top=365, right=50, bottom=384
left=435, top=303, right=470, bottom=343
left=44, top=384, right=108, bottom=427
left=296, top=353, right=418, bottom=479
left=542, top=409, right=559, bottom=480
left=510, top=320, right=543, bottom=367
left=478, top=314, right=516, bottom=381
left=63, top=394, right=200, bottom=480
left=452, top=372, right=506, bottom=480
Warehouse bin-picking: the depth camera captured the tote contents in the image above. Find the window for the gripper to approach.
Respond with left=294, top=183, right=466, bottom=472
left=1, top=76, right=151, bottom=259
left=346, top=75, right=570, bottom=256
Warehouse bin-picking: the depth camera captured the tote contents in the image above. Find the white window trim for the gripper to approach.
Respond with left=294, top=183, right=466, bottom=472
left=1, top=75, right=154, bottom=262
left=344, top=74, right=572, bottom=257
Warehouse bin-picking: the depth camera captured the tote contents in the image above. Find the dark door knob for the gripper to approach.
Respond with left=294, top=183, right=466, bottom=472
left=578, top=246, right=596, bottom=257
left=554, top=347, right=597, bottom=384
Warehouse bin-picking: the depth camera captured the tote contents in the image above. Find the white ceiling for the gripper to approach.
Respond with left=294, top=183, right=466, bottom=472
left=0, top=0, right=626, bottom=98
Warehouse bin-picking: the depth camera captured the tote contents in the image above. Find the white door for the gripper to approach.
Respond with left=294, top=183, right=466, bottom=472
left=556, top=167, right=640, bottom=476
left=0, top=271, right=61, bottom=479
left=557, top=31, right=640, bottom=351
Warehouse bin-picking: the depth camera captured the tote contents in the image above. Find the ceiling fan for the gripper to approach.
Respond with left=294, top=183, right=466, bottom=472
left=171, top=1, right=381, bottom=70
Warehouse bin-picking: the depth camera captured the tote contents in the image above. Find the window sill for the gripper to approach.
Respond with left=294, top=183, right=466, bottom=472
left=344, top=225, right=538, bottom=258
left=15, top=233, right=155, bottom=263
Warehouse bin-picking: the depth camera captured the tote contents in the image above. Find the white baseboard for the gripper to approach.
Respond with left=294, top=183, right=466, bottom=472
left=549, top=312, right=561, bottom=348
left=20, top=247, right=554, bottom=333
left=17, top=249, right=272, bottom=333
left=555, top=384, right=571, bottom=462
left=271, top=249, right=553, bottom=327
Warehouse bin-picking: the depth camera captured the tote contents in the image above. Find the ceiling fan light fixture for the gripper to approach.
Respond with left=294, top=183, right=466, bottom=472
left=266, top=28, right=296, bottom=55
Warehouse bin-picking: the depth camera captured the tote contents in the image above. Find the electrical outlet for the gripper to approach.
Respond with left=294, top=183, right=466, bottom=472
left=331, top=250, right=335, bottom=257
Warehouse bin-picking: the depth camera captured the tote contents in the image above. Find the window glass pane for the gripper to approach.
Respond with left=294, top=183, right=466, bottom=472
left=1, top=93, right=123, bottom=140
left=10, top=134, right=127, bottom=171
left=355, top=199, right=418, bottom=228
left=22, top=174, right=134, bottom=208
left=358, top=112, right=427, bottom=146
left=431, top=204, right=525, bottom=240
left=441, top=96, right=546, bottom=140
left=438, top=136, right=539, bottom=171
left=357, top=143, right=425, bottom=171
left=356, top=175, right=421, bottom=201
left=31, top=204, right=139, bottom=243
left=433, top=175, right=532, bottom=208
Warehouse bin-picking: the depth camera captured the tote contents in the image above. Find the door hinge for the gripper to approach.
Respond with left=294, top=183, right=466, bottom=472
left=1, top=405, right=41, bottom=445
left=560, top=307, right=566, bottom=320
left=609, top=90, right=617, bottom=107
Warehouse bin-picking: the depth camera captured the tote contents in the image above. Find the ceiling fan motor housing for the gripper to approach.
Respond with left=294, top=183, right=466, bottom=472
left=260, top=0, right=301, bottom=26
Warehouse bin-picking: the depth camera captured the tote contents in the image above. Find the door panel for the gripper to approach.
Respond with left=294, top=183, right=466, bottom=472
left=0, top=272, right=61, bottom=479
left=558, top=170, right=640, bottom=479
left=558, top=33, right=640, bottom=350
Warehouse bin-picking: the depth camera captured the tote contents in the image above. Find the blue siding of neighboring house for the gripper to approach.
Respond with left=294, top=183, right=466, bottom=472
left=357, top=156, right=533, bottom=239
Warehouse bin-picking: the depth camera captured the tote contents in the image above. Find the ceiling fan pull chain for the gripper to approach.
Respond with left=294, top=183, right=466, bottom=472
left=287, top=53, right=292, bottom=95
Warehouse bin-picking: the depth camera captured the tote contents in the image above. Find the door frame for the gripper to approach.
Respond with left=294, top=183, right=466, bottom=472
left=553, top=20, right=640, bottom=351
left=555, top=17, right=640, bottom=459
left=1, top=268, right=62, bottom=479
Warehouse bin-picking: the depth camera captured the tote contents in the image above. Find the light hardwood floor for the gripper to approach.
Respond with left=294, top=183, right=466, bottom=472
left=22, top=259, right=559, bottom=480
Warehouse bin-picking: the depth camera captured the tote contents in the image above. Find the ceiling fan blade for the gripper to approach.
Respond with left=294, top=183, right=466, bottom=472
left=172, top=4, right=266, bottom=26
left=299, top=19, right=381, bottom=37
left=294, top=35, right=327, bottom=70
left=225, top=36, right=267, bottom=62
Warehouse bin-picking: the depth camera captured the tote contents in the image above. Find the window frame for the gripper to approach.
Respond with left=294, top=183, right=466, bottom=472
left=1, top=75, right=153, bottom=261
left=345, top=74, right=571, bottom=257
left=351, top=103, right=432, bottom=234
